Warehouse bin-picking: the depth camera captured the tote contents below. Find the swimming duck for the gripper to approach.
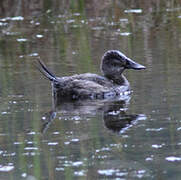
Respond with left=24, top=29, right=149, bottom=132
left=37, top=50, right=145, bottom=100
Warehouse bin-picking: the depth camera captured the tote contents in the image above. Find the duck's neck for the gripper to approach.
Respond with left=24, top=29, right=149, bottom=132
left=107, top=74, right=129, bottom=86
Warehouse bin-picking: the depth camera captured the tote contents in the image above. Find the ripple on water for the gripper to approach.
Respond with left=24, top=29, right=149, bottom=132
left=28, top=53, right=39, bottom=57
left=27, top=131, right=36, bottom=135
left=119, top=32, right=131, bottom=36
left=177, top=127, right=181, bottom=131
left=3, top=152, right=16, bottom=157
left=91, top=26, right=104, bottom=31
left=166, top=7, right=181, bottom=12
left=36, top=34, right=43, bottom=38
left=23, top=152, right=40, bottom=156
left=165, top=156, right=181, bottom=162
left=146, top=128, right=165, bottom=132
left=0, top=165, right=14, bottom=172
left=24, top=147, right=39, bottom=150
left=74, top=170, right=86, bottom=176
left=145, top=156, right=154, bottom=161
left=0, top=16, right=24, bottom=21
left=55, top=167, right=64, bottom=171
left=152, top=143, right=165, bottom=149
left=73, top=13, right=80, bottom=16
left=0, top=22, right=8, bottom=26
left=52, top=131, right=60, bottom=135
left=10, top=16, right=24, bottom=21
left=21, top=173, right=27, bottom=178
left=124, top=9, right=142, bottom=13
left=96, top=147, right=111, bottom=153
left=1, top=112, right=9, bottom=115
left=64, top=141, right=70, bottom=145
left=98, top=169, right=120, bottom=176
left=98, top=168, right=149, bottom=178
left=66, top=19, right=75, bottom=24
left=71, top=138, right=79, bottom=142
left=71, top=116, right=81, bottom=121
left=119, top=18, right=129, bottom=22
left=48, top=142, right=59, bottom=146
left=72, top=161, right=83, bottom=167
left=17, top=38, right=28, bottom=42
left=14, top=142, right=23, bottom=145
left=3, top=31, right=20, bottom=36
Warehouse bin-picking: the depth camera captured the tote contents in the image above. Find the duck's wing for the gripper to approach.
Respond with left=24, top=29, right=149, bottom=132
left=73, top=79, right=113, bottom=99
left=72, top=73, right=114, bottom=87
left=54, top=76, right=116, bottom=100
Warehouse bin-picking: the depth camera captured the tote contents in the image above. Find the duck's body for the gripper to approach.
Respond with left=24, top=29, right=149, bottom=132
left=37, top=50, right=145, bottom=100
left=52, top=73, right=129, bottom=100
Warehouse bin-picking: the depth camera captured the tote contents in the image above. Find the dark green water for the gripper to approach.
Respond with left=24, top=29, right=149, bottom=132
left=0, top=1, right=181, bottom=179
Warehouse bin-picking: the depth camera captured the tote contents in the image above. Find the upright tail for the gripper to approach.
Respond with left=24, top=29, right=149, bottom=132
left=36, top=59, right=58, bottom=82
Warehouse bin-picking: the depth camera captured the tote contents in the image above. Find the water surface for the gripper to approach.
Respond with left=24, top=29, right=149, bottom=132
left=0, top=1, right=181, bottom=179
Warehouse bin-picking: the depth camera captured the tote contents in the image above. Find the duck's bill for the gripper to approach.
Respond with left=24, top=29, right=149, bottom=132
left=126, top=58, right=146, bottom=70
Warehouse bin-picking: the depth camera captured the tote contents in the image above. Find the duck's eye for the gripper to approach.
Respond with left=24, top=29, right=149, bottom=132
left=126, top=61, right=130, bottom=66
left=112, top=59, right=126, bottom=67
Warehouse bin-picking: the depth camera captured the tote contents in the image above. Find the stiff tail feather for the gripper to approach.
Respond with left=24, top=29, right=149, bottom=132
left=36, top=58, right=57, bottom=82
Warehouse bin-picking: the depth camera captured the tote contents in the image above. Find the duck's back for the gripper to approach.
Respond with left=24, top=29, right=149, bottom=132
left=53, top=73, right=129, bottom=100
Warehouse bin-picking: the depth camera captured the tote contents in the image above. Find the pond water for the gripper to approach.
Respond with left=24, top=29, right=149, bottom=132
left=0, top=1, right=181, bottom=179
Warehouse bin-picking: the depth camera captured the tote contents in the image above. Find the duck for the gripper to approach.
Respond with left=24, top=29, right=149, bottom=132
left=37, top=50, right=145, bottom=100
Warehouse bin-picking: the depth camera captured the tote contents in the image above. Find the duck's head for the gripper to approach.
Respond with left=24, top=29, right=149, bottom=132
left=101, top=50, right=145, bottom=81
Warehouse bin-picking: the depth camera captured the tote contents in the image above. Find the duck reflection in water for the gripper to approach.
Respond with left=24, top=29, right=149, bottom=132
left=37, top=50, right=146, bottom=133
left=103, top=99, right=146, bottom=133
left=41, top=92, right=146, bottom=133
